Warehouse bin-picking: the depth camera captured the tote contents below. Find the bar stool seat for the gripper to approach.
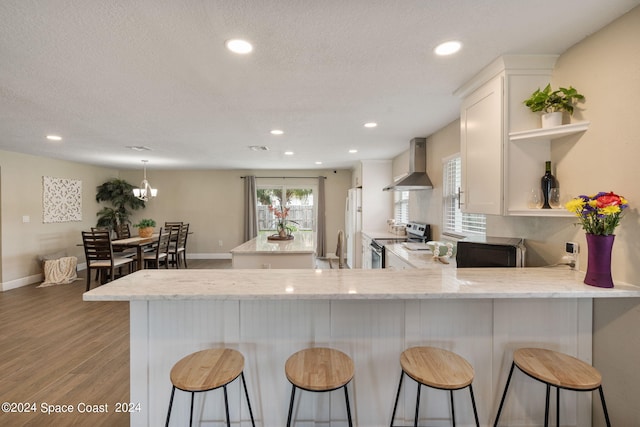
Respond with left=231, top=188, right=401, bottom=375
left=390, top=346, right=480, bottom=427
left=494, top=347, right=611, bottom=427
left=165, top=348, right=255, bottom=427
left=285, top=347, right=354, bottom=426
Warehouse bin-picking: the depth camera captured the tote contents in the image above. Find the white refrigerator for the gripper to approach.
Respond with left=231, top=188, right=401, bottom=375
left=345, top=188, right=362, bottom=269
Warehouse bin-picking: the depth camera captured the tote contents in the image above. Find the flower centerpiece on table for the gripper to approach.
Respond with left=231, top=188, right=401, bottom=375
left=268, top=204, right=298, bottom=238
left=564, top=191, right=629, bottom=288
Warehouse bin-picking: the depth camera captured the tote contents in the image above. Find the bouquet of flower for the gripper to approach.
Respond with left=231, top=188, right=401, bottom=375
left=565, top=191, right=629, bottom=235
left=268, top=204, right=298, bottom=235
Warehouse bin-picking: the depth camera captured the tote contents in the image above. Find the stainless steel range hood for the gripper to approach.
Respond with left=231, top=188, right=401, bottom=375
left=383, top=137, right=433, bottom=191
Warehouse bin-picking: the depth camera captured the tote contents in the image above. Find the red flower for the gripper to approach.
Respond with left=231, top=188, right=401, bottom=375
left=596, top=192, right=622, bottom=208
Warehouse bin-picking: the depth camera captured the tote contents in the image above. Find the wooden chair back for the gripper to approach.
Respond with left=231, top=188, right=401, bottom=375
left=115, top=223, right=131, bottom=239
left=176, top=223, right=189, bottom=250
left=82, top=230, right=114, bottom=265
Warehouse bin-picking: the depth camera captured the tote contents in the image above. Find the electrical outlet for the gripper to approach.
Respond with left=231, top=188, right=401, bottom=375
left=565, top=242, right=579, bottom=270
left=218, top=240, right=223, bottom=247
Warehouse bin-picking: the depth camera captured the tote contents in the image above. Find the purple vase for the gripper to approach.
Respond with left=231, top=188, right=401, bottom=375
left=584, top=234, right=615, bottom=288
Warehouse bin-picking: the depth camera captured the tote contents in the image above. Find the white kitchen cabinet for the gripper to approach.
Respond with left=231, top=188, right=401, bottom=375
left=459, top=73, right=504, bottom=215
left=456, top=55, right=588, bottom=217
left=361, top=234, right=372, bottom=269
left=384, top=247, right=413, bottom=270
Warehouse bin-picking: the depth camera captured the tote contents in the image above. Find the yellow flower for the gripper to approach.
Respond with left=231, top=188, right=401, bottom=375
left=600, top=205, right=621, bottom=216
left=564, top=198, right=585, bottom=213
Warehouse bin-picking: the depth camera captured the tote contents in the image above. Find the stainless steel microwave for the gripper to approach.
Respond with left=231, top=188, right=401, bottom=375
left=455, top=236, right=525, bottom=268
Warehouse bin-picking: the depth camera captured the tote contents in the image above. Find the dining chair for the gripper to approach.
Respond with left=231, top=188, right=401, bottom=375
left=143, top=227, right=171, bottom=269
left=82, top=230, right=136, bottom=291
left=115, top=223, right=131, bottom=239
left=328, top=230, right=345, bottom=269
left=168, top=223, right=189, bottom=269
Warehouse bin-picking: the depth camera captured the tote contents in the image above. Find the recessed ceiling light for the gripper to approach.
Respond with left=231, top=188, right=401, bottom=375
left=270, top=129, right=284, bottom=135
left=315, top=161, right=323, bottom=165
left=364, top=122, right=377, bottom=128
left=225, top=39, right=253, bottom=54
left=434, top=40, right=462, bottom=56
left=46, top=135, right=62, bottom=141
left=349, top=149, right=358, bottom=154
left=284, top=151, right=294, bottom=156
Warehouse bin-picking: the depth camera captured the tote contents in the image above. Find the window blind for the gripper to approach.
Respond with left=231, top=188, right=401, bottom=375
left=442, top=155, right=486, bottom=236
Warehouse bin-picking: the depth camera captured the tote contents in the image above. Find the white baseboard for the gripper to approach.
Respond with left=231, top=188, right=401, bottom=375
left=2, top=254, right=231, bottom=291
left=1, top=273, right=44, bottom=292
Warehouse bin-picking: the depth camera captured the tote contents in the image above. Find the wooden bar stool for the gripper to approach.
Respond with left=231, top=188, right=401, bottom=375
left=494, top=347, right=611, bottom=427
left=165, top=348, right=255, bottom=427
left=285, top=347, right=355, bottom=427
left=390, top=346, right=480, bottom=427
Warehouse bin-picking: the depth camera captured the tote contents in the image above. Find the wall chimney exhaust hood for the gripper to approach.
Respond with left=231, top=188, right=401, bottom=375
left=383, top=137, right=433, bottom=191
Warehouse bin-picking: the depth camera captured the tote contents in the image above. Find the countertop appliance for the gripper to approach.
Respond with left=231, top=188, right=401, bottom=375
left=370, top=221, right=431, bottom=268
left=455, top=236, right=525, bottom=268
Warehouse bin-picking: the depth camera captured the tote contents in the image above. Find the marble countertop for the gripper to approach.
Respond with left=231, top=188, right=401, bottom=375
left=230, top=231, right=315, bottom=254
left=384, top=242, right=455, bottom=269
left=362, top=230, right=408, bottom=239
left=83, top=267, right=640, bottom=301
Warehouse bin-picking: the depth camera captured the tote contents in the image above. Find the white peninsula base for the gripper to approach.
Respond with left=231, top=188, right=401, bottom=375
left=84, top=268, right=640, bottom=426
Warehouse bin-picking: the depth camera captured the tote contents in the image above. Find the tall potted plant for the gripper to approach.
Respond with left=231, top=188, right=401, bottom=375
left=95, top=178, right=146, bottom=231
left=523, top=84, right=585, bottom=128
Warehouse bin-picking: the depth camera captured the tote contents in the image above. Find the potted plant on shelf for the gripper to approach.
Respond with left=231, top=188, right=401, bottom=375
left=523, top=84, right=585, bottom=128
left=133, top=218, right=156, bottom=238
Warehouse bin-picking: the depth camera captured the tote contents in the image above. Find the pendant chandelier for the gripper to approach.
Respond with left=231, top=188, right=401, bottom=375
left=132, top=160, right=158, bottom=201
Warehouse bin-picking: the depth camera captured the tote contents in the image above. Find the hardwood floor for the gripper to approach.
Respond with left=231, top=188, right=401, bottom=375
left=0, top=259, right=231, bottom=427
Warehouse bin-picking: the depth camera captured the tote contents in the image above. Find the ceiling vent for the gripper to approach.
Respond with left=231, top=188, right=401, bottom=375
left=248, top=145, right=270, bottom=151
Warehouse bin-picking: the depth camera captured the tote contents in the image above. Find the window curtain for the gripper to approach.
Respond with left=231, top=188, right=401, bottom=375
left=316, top=177, right=326, bottom=257
left=244, top=176, right=258, bottom=242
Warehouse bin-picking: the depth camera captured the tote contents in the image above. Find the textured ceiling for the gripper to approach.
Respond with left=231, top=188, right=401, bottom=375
left=1, top=0, right=638, bottom=170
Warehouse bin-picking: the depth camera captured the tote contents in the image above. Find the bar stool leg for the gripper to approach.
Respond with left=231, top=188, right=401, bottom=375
left=599, top=386, right=612, bottom=427
left=493, top=361, right=516, bottom=427
left=556, top=387, right=560, bottom=427
left=241, top=372, right=256, bottom=427
left=286, top=384, right=296, bottom=427
left=450, top=389, right=456, bottom=427
left=223, top=385, right=230, bottom=427
left=390, top=371, right=405, bottom=427
left=544, top=384, right=550, bottom=427
left=165, top=386, right=176, bottom=427
left=469, top=384, right=480, bottom=427
left=189, top=391, right=195, bottom=427
left=414, top=382, right=421, bottom=427
left=344, top=385, right=353, bottom=427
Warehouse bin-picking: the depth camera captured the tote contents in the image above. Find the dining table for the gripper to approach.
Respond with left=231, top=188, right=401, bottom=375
left=111, top=234, right=159, bottom=270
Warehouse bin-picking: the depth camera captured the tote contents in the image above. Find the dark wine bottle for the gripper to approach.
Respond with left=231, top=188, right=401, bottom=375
left=541, top=161, right=557, bottom=209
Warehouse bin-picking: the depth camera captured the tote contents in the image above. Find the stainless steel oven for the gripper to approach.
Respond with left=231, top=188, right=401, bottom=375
left=370, top=240, right=384, bottom=269
left=371, top=221, right=432, bottom=268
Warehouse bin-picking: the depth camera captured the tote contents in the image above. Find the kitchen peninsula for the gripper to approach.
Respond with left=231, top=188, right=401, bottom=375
left=230, top=231, right=316, bottom=269
left=84, top=268, right=640, bottom=427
